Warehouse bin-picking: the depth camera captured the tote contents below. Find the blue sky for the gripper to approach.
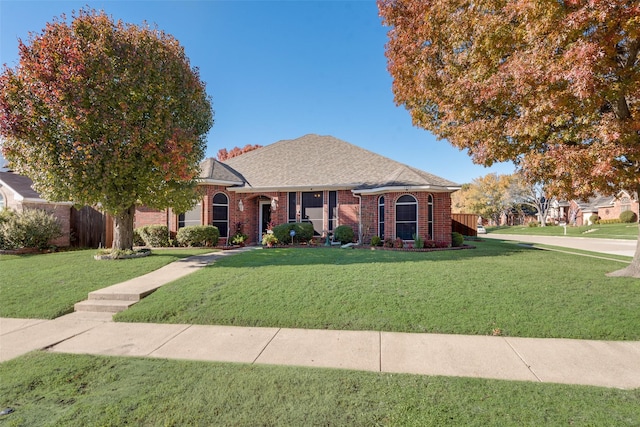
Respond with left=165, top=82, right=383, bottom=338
left=0, top=0, right=515, bottom=183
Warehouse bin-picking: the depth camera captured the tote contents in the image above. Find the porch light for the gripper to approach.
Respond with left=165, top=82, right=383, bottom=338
left=238, top=199, right=244, bottom=212
left=271, top=198, right=277, bottom=211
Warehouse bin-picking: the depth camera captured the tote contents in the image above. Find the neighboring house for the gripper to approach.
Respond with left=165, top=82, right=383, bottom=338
left=0, top=171, right=71, bottom=247
left=135, top=134, right=461, bottom=245
left=569, top=190, right=639, bottom=225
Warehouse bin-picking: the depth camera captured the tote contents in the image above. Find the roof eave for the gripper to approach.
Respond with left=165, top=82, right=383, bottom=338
left=229, top=184, right=354, bottom=194
left=353, top=185, right=461, bottom=195
left=197, top=178, right=245, bottom=187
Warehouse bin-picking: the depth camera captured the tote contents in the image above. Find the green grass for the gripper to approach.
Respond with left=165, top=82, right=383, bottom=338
left=488, top=222, right=639, bottom=239
left=116, top=242, right=640, bottom=340
left=0, top=248, right=214, bottom=319
left=1, top=352, right=638, bottom=426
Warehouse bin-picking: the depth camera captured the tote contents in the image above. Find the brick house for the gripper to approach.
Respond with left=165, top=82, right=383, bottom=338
left=0, top=171, right=71, bottom=247
left=569, top=190, right=639, bottom=225
left=135, top=134, right=461, bottom=245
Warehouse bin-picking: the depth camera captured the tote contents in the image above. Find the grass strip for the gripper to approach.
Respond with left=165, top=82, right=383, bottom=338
left=1, top=248, right=214, bottom=319
left=488, top=223, right=638, bottom=240
left=1, top=352, right=638, bottom=426
left=116, top=241, right=640, bottom=340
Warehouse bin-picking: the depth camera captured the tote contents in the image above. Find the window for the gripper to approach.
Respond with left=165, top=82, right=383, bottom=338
left=378, top=196, right=385, bottom=238
left=212, top=193, right=229, bottom=237
left=288, top=192, right=297, bottom=223
left=395, top=195, right=417, bottom=240
left=0, top=193, right=4, bottom=211
left=427, top=194, right=434, bottom=240
left=328, top=191, right=337, bottom=231
left=178, top=202, right=202, bottom=228
left=302, top=191, right=323, bottom=235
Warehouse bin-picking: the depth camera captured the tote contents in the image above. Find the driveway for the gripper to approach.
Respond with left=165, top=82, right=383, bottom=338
left=484, top=233, right=637, bottom=257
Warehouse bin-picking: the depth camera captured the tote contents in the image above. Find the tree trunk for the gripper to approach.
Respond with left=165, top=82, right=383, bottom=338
left=607, top=191, right=640, bottom=278
left=112, top=204, right=135, bottom=250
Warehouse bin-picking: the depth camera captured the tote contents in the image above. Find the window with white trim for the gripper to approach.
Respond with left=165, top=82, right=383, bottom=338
left=395, top=195, right=417, bottom=240
left=178, top=202, right=202, bottom=229
left=378, top=196, right=385, bottom=238
left=212, top=193, right=229, bottom=237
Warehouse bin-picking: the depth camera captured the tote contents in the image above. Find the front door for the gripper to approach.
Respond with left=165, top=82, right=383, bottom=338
left=259, top=201, right=271, bottom=239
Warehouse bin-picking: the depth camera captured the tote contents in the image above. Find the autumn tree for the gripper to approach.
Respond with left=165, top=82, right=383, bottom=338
left=0, top=9, right=213, bottom=250
left=217, top=144, right=263, bottom=161
left=379, top=0, right=640, bottom=276
left=455, top=173, right=516, bottom=224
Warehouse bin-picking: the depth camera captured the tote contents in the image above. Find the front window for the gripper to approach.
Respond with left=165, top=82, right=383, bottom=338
left=212, top=193, right=229, bottom=237
left=395, top=195, right=417, bottom=240
left=328, top=191, right=337, bottom=231
left=302, top=191, right=323, bottom=235
left=178, top=202, right=201, bottom=228
left=288, top=192, right=297, bottom=223
left=378, top=196, right=385, bottom=238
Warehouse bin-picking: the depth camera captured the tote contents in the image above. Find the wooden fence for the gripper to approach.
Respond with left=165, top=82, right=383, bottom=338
left=452, top=213, right=479, bottom=237
left=70, top=206, right=113, bottom=248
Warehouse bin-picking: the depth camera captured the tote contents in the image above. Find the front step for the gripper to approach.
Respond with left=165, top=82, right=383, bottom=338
left=87, top=290, right=147, bottom=301
left=74, top=299, right=137, bottom=313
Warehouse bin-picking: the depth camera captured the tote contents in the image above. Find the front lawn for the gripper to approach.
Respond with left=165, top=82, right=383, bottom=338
left=116, top=241, right=640, bottom=340
left=1, top=352, right=638, bottom=426
left=488, top=222, right=639, bottom=239
left=0, top=248, right=214, bottom=319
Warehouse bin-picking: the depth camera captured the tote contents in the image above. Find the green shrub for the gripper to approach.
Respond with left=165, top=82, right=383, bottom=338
left=528, top=221, right=539, bottom=227
left=588, top=214, right=599, bottom=224
left=370, top=236, right=382, bottom=247
left=451, top=232, right=464, bottom=247
left=176, top=225, right=219, bottom=247
left=0, top=208, right=62, bottom=250
left=136, top=225, right=171, bottom=247
left=272, top=222, right=314, bottom=245
left=133, top=228, right=145, bottom=246
left=333, top=225, right=355, bottom=244
left=619, top=210, right=637, bottom=223
left=412, top=234, right=424, bottom=249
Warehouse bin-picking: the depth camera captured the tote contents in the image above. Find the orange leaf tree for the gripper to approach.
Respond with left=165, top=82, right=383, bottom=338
left=379, top=0, right=640, bottom=276
left=217, top=144, right=263, bottom=161
left=0, top=9, right=213, bottom=250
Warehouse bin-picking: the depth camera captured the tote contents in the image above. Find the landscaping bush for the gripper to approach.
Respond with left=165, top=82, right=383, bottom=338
left=383, top=237, right=394, bottom=248
left=370, top=236, right=382, bottom=247
left=133, top=228, right=145, bottom=246
left=394, top=238, right=404, bottom=248
left=589, top=214, right=599, bottom=224
left=176, top=225, right=219, bottom=247
left=619, top=210, right=637, bottom=223
left=0, top=208, right=62, bottom=250
left=333, top=225, right=355, bottom=244
left=272, top=222, right=314, bottom=245
left=451, top=232, right=464, bottom=247
left=528, top=221, right=539, bottom=227
left=136, top=225, right=171, bottom=247
left=412, top=234, right=424, bottom=249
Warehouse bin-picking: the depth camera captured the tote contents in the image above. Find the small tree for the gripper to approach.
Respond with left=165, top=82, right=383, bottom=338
left=0, top=9, right=213, bottom=250
left=217, top=144, right=263, bottom=161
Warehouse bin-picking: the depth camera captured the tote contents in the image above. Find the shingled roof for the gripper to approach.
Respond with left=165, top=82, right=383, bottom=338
left=0, top=171, right=43, bottom=201
left=216, top=134, right=459, bottom=193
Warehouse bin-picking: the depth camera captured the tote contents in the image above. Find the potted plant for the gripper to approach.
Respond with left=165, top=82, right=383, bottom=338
left=261, top=231, right=278, bottom=248
left=230, top=233, right=248, bottom=247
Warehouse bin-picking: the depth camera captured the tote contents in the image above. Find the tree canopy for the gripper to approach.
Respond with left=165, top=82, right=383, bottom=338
left=0, top=9, right=213, bottom=250
left=379, top=0, right=640, bottom=276
left=217, top=144, right=263, bottom=161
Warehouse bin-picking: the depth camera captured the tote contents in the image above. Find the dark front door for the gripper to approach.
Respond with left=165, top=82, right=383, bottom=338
left=261, top=203, right=271, bottom=236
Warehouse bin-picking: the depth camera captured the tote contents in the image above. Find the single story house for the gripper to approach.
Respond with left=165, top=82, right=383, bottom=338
left=569, top=191, right=639, bottom=225
left=135, top=134, right=461, bottom=245
left=0, top=171, right=72, bottom=247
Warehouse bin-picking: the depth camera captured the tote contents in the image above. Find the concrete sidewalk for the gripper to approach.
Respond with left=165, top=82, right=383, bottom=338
left=2, top=315, right=639, bottom=389
left=2, top=246, right=639, bottom=390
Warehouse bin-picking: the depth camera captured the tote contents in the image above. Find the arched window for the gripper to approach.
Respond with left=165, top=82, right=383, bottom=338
left=212, top=193, right=229, bottom=237
left=395, top=195, right=417, bottom=240
left=0, top=192, right=5, bottom=211
left=378, top=196, right=385, bottom=238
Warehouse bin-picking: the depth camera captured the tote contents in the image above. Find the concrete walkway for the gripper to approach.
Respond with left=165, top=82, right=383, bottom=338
left=2, top=246, right=639, bottom=390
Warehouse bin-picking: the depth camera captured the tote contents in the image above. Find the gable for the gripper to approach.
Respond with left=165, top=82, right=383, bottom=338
left=0, top=171, right=42, bottom=201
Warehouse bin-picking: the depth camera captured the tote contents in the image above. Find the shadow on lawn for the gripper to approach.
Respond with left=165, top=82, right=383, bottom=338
left=213, top=240, right=534, bottom=268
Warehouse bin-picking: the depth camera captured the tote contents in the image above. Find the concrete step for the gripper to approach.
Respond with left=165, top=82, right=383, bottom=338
left=74, top=299, right=136, bottom=313
left=87, top=290, right=146, bottom=302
